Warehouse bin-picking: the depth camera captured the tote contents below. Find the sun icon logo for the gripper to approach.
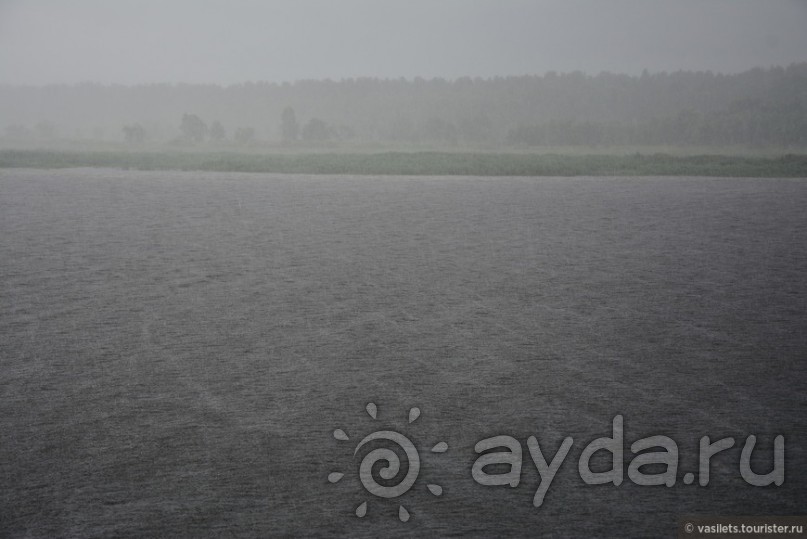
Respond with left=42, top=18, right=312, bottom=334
left=328, top=402, right=448, bottom=522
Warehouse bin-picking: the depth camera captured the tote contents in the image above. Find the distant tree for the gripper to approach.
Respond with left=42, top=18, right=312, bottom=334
left=209, top=120, right=226, bottom=142
left=234, top=127, right=256, bottom=144
left=388, top=117, right=415, bottom=142
left=179, top=113, right=207, bottom=143
left=458, top=114, right=493, bottom=144
left=34, top=121, right=56, bottom=140
left=507, top=124, right=546, bottom=146
left=336, top=124, right=356, bottom=139
left=1, top=64, right=805, bottom=149
left=122, top=123, right=146, bottom=144
left=5, top=124, right=30, bottom=139
left=280, top=106, right=299, bottom=143
left=301, top=117, right=335, bottom=142
left=421, top=117, right=457, bottom=144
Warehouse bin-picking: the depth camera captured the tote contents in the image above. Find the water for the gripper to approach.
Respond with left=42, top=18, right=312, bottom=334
left=1, top=169, right=805, bottom=537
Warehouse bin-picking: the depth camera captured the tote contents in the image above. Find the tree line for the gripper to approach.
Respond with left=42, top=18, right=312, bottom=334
left=1, top=64, right=805, bottom=148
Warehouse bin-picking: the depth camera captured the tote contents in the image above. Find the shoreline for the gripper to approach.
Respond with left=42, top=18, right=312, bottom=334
left=1, top=149, right=806, bottom=177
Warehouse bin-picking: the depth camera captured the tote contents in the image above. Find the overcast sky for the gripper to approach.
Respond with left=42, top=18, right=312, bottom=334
left=1, top=0, right=805, bottom=85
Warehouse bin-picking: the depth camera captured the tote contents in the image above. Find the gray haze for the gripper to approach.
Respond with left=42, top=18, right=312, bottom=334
left=1, top=0, right=806, bottom=85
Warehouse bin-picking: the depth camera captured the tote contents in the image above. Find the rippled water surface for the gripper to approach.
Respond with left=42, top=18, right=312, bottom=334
left=1, top=169, right=805, bottom=537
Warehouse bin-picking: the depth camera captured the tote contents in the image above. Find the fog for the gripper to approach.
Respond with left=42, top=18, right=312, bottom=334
left=2, top=2, right=807, bottom=538
left=1, top=1, right=806, bottom=150
left=1, top=0, right=806, bottom=85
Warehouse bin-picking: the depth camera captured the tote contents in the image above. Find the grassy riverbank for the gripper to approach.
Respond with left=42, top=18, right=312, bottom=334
left=1, top=148, right=806, bottom=177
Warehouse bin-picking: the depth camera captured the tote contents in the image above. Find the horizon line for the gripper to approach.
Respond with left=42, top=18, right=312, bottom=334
left=1, top=62, right=804, bottom=89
